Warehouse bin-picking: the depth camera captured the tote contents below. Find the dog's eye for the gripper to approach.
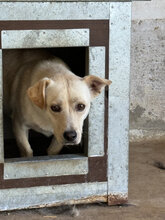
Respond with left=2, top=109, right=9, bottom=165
left=50, top=105, right=61, bottom=112
left=76, top=103, right=85, bottom=112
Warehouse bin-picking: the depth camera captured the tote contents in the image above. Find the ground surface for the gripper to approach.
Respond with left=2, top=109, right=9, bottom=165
left=0, top=140, right=165, bottom=220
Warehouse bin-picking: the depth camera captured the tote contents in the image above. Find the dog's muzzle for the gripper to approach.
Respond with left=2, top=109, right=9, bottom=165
left=63, top=130, right=77, bottom=143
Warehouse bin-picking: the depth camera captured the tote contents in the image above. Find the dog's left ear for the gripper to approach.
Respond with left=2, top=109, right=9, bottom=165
left=84, top=75, right=112, bottom=98
left=27, top=77, right=51, bottom=109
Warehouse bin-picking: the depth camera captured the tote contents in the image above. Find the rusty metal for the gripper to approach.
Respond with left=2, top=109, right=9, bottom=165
left=29, top=195, right=108, bottom=210
left=108, top=193, right=128, bottom=206
left=0, top=195, right=107, bottom=211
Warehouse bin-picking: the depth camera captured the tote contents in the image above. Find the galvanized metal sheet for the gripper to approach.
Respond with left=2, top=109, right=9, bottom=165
left=0, top=2, right=110, bottom=21
left=1, top=29, right=89, bottom=49
left=0, top=50, right=4, bottom=163
left=0, top=0, right=150, bottom=2
left=108, top=2, right=131, bottom=195
left=0, top=182, right=107, bottom=211
left=4, top=154, right=88, bottom=179
left=88, top=47, right=105, bottom=157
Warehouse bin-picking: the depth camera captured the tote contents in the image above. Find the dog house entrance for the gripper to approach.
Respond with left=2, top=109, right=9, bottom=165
left=3, top=47, right=87, bottom=159
left=0, top=27, right=107, bottom=180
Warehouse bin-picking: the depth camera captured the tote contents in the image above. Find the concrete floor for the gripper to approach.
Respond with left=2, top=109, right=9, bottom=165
left=0, top=140, right=165, bottom=220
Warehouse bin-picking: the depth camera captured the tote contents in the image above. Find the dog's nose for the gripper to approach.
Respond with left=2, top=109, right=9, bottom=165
left=63, top=130, right=77, bottom=142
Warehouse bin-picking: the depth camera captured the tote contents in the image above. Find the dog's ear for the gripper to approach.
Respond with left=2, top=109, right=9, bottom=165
left=84, top=75, right=112, bottom=98
left=27, top=77, right=51, bottom=109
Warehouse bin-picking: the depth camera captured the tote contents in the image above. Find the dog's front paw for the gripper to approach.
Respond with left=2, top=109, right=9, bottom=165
left=20, top=148, right=33, bottom=158
left=47, top=147, right=59, bottom=156
left=47, top=138, right=63, bottom=155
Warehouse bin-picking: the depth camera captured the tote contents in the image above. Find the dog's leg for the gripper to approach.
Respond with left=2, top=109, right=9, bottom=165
left=47, top=137, right=63, bottom=155
left=13, top=119, right=33, bottom=157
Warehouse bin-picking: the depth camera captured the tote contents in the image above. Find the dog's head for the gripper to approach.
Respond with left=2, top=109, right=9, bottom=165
left=27, top=74, right=111, bottom=145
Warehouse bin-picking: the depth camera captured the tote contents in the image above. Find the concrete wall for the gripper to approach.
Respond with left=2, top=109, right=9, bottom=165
left=130, top=0, right=165, bottom=142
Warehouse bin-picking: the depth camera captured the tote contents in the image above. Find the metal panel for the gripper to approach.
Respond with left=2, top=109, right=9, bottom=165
left=0, top=182, right=107, bottom=211
left=1, top=29, right=89, bottom=49
left=0, top=0, right=150, bottom=2
left=88, top=47, right=105, bottom=157
left=0, top=2, right=110, bottom=21
left=108, top=2, right=131, bottom=200
left=4, top=155, right=88, bottom=179
left=0, top=50, right=4, bottom=163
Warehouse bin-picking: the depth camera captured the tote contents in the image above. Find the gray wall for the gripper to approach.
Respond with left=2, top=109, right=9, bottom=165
left=130, top=0, right=165, bottom=142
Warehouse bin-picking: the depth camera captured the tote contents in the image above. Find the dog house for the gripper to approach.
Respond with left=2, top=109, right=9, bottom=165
left=0, top=0, right=147, bottom=211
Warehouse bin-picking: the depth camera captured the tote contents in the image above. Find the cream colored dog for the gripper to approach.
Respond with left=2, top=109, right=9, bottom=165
left=3, top=49, right=111, bottom=157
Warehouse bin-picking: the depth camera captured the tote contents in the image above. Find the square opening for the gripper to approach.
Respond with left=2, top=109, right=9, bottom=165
left=0, top=28, right=106, bottom=179
left=2, top=47, right=88, bottom=160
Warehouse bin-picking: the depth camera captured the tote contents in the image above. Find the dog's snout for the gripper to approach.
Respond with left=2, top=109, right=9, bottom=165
left=63, top=130, right=77, bottom=142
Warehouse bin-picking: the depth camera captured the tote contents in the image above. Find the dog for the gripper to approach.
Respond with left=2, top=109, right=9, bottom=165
left=3, top=49, right=111, bottom=157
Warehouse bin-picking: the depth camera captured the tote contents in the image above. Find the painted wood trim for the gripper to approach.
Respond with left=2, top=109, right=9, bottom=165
left=0, top=49, right=4, bottom=163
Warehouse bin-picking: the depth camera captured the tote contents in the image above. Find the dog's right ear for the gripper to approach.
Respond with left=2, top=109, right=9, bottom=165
left=27, top=77, right=51, bottom=109
left=84, top=75, right=112, bottom=99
